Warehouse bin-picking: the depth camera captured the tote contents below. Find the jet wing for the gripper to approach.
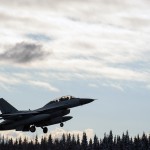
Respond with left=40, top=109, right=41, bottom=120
left=0, top=111, right=39, bottom=120
left=0, top=104, right=67, bottom=120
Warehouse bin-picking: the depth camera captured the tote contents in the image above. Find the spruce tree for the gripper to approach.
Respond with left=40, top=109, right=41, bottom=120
left=76, top=134, right=81, bottom=150
left=66, top=133, right=71, bottom=149
left=14, top=138, right=18, bottom=150
left=81, top=132, right=88, bottom=150
left=93, top=134, right=99, bottom=150
left=71, top=134, right=77, bottom=149
left=23, top=137, right=28, bottom=150
left=41, top=136, right=47, bottom=150
left=60, top=133, right=66, bottom=150
left=108, top=130, right=113, bottom=150
left=34, top=135, right=39, bottom=150
left=141, top=132, right=148, bottom=150
left=47, top=134, right=53, bottom=150
left=88, top=138, right=93, bottom=150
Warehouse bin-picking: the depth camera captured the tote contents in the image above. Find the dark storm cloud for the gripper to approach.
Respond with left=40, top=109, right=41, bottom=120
left=0, top=42, right=49, bottom=63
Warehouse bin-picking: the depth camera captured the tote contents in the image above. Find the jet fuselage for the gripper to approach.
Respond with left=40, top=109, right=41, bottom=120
left=0, top=96, right=94, bottom=133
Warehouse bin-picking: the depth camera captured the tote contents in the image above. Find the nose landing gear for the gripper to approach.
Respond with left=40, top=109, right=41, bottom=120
left=60, top=122, right=64, bottom=127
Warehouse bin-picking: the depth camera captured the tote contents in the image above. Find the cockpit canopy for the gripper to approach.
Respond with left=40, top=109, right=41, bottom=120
left=60, top=95, right=75, bottom=101
left=49, top=95, right=76, bottom=104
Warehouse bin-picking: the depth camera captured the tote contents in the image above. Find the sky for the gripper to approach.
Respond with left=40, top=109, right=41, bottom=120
left=0, top=0, right=150, bottom=139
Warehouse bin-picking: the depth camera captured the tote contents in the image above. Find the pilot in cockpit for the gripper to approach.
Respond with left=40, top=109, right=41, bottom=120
left=59, top=95, right=75, bottom=102
left=59, top=96, right=69, bottom=101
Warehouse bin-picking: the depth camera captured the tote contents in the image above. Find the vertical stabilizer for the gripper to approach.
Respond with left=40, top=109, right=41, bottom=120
left=0, top=98, right=18, bottom=114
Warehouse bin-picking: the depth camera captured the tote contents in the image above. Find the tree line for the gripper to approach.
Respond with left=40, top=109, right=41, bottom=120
left=0, top=131, right=150, bottom=150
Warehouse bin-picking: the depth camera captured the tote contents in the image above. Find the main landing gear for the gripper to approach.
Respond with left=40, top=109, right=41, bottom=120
left=42, top=127, right=48, bottom=134
left=29, top=125, right=48, bottom=134
left=30, top=125, right=36, bottom=133
left=60, top=122, right=64, bottom=127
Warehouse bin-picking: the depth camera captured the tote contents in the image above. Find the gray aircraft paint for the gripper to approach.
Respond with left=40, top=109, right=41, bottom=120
left=0, top=96, right=94, bottom=133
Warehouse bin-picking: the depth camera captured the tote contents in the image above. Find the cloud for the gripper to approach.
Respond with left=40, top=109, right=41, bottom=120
left=88, top=83, right=98, bottom=88
left=0, top=0, right=150, bottom=91
left=0, top=128, right=94, bottom=142
left=29, top=80, right=59, bottom=92
left=102, top=83, right=124, bottom=91
left=42, top=128, right=94, bottom=141
left=0, top=72, right=59, bottom=92
left=0, top=130, right=31, bottom=141
left=0, top=72, right=23, bottom=91
left=0, top=42, right=49, bottom=63
left=0, top=73, right=23, bottom=91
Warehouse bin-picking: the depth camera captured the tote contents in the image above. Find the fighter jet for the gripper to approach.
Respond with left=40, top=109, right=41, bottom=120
left=0, top=96, right=94, bottom=133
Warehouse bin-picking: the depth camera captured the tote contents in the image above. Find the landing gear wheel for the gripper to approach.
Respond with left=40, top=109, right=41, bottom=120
left=60, top=122, right=64, bottom=127
left=30, top=125, right=36, bottom=133
left=43, top=127, right=48, bottom=134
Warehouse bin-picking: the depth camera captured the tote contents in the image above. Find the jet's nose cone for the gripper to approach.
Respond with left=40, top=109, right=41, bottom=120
left=79, top=98, right=95, bottom=105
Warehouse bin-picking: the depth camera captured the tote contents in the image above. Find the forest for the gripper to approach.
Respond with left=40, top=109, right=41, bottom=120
left=0, top=131, right=150, bottom=150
